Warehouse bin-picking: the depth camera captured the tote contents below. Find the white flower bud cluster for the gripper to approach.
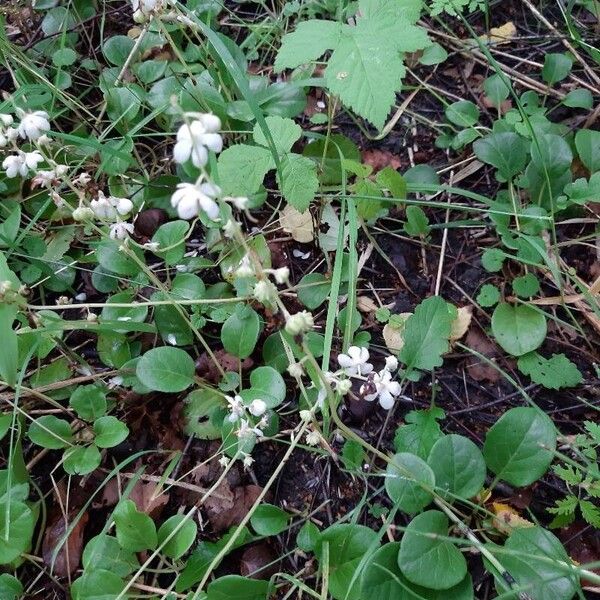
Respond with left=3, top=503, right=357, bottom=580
left=86, top=191, right=136, bottom=240
left=131, top=0, right=169, bottom=22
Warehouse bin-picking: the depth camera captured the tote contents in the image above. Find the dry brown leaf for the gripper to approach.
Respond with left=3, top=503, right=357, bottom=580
left=464, top=327, right=500, bottom=383
left=280, top=204, right=314, bottom=243
left=491, top=502, right=534, bottom=535
left=382, top=313, right=412, bottom=353
left=356, top=296, right=378, bottom=313
left=480, top=21, right=517, bottom=45
left=204, top=480, right=263, bottom=532
left=450, top=306, right=473, bottom=342
left=43, top=511, right=89, bottom=577
left=240, top=544, right=279, bottom=579
left=99, top=479, right=170, bottom=518
left=361, top=149, right=402, bottom=172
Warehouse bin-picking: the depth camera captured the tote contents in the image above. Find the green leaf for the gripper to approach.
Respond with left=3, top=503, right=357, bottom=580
left=563, top=88, right=593, bottom=109
left=103, top=35, right=136, bottom=66
left=113, top=499, right=157, bottom=552
left=560, top=173, right=600, bottom=205
left=491, top=303, right=547, bottom=357
left=96, top=239, right=143, bottom=277
left=221, top=305, right=261, bottom=359
left=512, top=273, right=540, bottom=297
left=394, top=407, right=445, bottom=459
left=152, top=221, right=189, bottom=266
left=483, top=74, right=511, bottom=106
left=488, top=527, right=578, bottom=600
left=476, top=284, right=500, bottom=307
left=376, top=166, right=407, bottom=198
left=580, top=500, right=600, bottom=528
left=250, top=503, right=290, bottom=536
left=297, top=521, right=320, bottom=552
left=70, top=385, right=107, bottom=421
left=239, top=366, right=286, bottom=408
left=0, top=500, right=35, bottom=564
left=404, top=205, right=430, bottom=237
left=427, top=434, right=486, bottom=500
left=399, top=296, right=453, bottom=372
left=473, top=133, right=528, bottom=181
left=483, top=407, right=556, bottom=487
left=446, top=100, right=479, bottom=127
left=274, top=20, right=343, bottom=72
left=71, top=569, right=127, bottom=600
left=28, top=415, right=73, bottom=449
left=385, top=452, right=435, bottom=514
left=481, top=248, right=505, bottom=272
left=93, top=416, right=129, bottom=448
left=575, top=128, right=600, bottom=173
left=542, top=53, right=573, bottom=84
left=517, top=352, right=582, bottom=389
left=82, top=534, right=138, bottom=577
left=0, top=304, right=18, bottom=387
left=530, top=133, right=573, bottom=177
left=184, top=388, right=222, bottom=440
left=158, top=515, right=198, bottom=559
left=0, top=573, right=23, bottom=599
left=253, top=116, right=301, bottom=155
left=315, top=524, right=379, bottom=600
left=361, top=543, right=473, bottom=600
left=63, top=444, right=102, bottom=475
left=297, top=273, right=331, bottom=309
left=136, top=347, right=196, bottom=393
left=53, top=47, right=77, bottom=67
left=206, top=575, right=270, bottom=600
left=278, top=153, right=319, bottom=213
left=171, top=273, right=205, bottom=300
left=420, top=42, right=448, bottom=65
left=398, top=510, right=467, bottom=590
left=217, top=144, right=274, bottom=197
left=302, top=134, right=360, bottom=185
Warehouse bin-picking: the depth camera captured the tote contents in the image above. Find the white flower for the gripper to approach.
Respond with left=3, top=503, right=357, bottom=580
left=72, top=206, right=95, bottom=221
left=0, top=133, right=7, bottom=148
left=91, top=192, right=133, bottom=220
left=242, top=454, right=255, bottom=469
left=170, top=182, right=220, bottom=221
left=253, top=280, right=277, bottom=304
left=248, top=399, right=267, bottom=417
left=237, top=418, right=263, bottom=439
left=0, top=114, right=13, bottom=126
left=299, top=409, right=312, bottom=422
left=218, top=455, right=230, bottom=468
left=306, top=430, right=321, bottom=446
left=384, top=356, right=399, bottom=372
left=235, top=255, right=254, bottom=278
left=363, top=370, right=401, bottom=410
left=74, top=172, right=92, bottom=186
left=2, top=154, right=26, bottom=178
left=143, top=241, right=160, bottom=251
left=285, top=311, right=314, bottom=336
left=24, top=150, right=44, bottom=170
left=225, top=196, right=249, bottom=210
left=337, top=346, right=373, bottom=376
left=5, top=128, right=18, bottom=142
left=287, top=362, right=304, bottom=378
left=271, top=267, right=289, bottom=285
left=75, top=293, right=87, bottom=302
left=33, top=170, right=58, bottom=187
left=109, top=221, right=135, bottom=240
left=222, top=219, right=238, bottom=239
left=226, top=395, right=245, bottom=422
left=17, top=111, right=50, bottom=140
left=173, top=116, right=223, bottom=168
left=336, top=378, right=352, bottom=395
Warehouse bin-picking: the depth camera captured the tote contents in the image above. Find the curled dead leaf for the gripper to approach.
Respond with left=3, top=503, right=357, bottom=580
left=280, top=204, right=314, bottom=243
left=382, top=313, right=412, bottom=353
left=464, top=327, right=500, bottom=383
left=356, top=296, right=379, bottom=313
left=491, top=502, right=534, bottom=535
left=450, top=306, right=473, bottom=342
left=43, top=511, right=89, bottom=577
left=480, top=21, right=517, bottom=45
left=204, top=480, right=263, bottom=533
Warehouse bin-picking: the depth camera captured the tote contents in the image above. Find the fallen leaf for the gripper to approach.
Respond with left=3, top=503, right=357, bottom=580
left=450, top=306, right=473, bottom=342
left=464, top=327, right=500, bottom=383
left=382, top=313, right=412, bottom=353
left=356, top=296, right=378, bottom=313
left=99, top=479, right=170, bottom=518
left=43, top=511, right=89, bottom=577
left=480, top=21, right=517, bottom=45
left=196, top=350, right=254, bottom=384
left=361, top=149, right=402, bottom=172
left=491, top=502, right=534, bottom=535
left=240, top=544, right=279, bottom=579
left=280, top=204, right=314, bottom=243
left=205, top=481, right=263, bottom=533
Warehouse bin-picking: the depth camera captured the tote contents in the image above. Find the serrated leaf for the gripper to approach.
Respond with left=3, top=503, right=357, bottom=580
left=253, top=116, right=302, bottom=155
left=517, top=352, right=582, bottom=390
left=278, top=153, right=319, bottom=212
left=399, top=296, right=453, bottom=372
left=217, top=144, right=274, bottom=197
left=560, top=172, right=600, bottom=205
left=274, top=20, right=343, bottom=72
left=394, top=407, right=445, bottom=459
left=580, top=500, right=600, bottom=528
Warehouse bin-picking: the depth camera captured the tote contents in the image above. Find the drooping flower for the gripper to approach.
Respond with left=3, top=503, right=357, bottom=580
left=248, top=399, right=267, bottom=417
left=226, top=395, right=245, bottom=422
left=253, top=280, right=277, bottom=304
left=337, top=346, right=373, bottom=376
left=170, top=182, right=220, bottom=220
left=285, top=310, right=314, bottom=336
left=17, top=111, right=50, bottom=140
left=305, top=430, right=321, bottom=446
left=90, top=191, right=133, bottom=220
left=173, top=115, right=223, bottom=168
left=2, top=151, right=43, bottom=178
left=109, top=221, right=135, bottom=240
left=362, top=370, right=401, bottom=410
left=234, top=254, right=254, bottom=278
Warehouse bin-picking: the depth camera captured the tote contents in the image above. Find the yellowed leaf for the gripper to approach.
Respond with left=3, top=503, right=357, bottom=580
left=480, top=21, right=517, bottom=45
left=450, top=306, right=472, bottom=342
left=382, top=313, right=412, bottom=353
left=357, top=296, right=378, bottom=313
left=492, top=502, right=534, bottom=535
left=280, top=204, right=314, bottom=243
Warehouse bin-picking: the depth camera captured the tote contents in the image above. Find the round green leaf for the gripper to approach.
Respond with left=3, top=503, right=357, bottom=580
left=542, top=53, right=573, bottom=84
left=398, top=510, right=467, bottom=590
left=483, top=74, right=510, bottom=107
left=490, top=527, right=578, bottom=600
left=563, top=88, right=593, bottom=109
left=183, top=388, right=223, bottom=439
left=315, top=524, right=379, bottom=600
left=52, top=47, right=77, bottom=67
left=483, top=407, right=556, bottom=487
left=93, top=416, right=129, bottom=448
left=206, top=575, right=270, bottom=600
left=0, top=501, right=35, bottom=564
left=297, top=273, right=331, bottom=309
left=63, top=444, right=102, bottom=475
left=103, top=35, right=136, bottom=66
left=445, top=100, right=479, bottom=128
left=152, top=220, right=189, bottom=265
left=297, top=521, right=320, bottom=552
left=420, top=43, right=448, bottom=66
left=82, top=534, right=138, bottom=577
left=575, top=128, right=600, bottom=174
left=113, top=499, right=157, bottom=552
left=250, top=503, right=290, bottom=536
left=171, top=273, right=205, bottom=300
left=158, top=515, right=198, bottom=559
left=385, top=452, right=435, bottom=514
left=28, top=415, right=73, bottom=449
left=239, top=366, right=286, bottom=408
left=100, top=291, right=149, bottom=334
left=473, top=133, right=528, bottom=181
left=530, top=134, right=573, bottom=177
left=221, top=305, right=261, bottom=359
left=69, top=385, right=107, bottom=421
left=0, top=574, right=23, bottom=599
left=491, top=303, right=547, bottom=357
left=361, top=543, right=474, bottom=600
left=71, top=569, right=126, bottom=600
left=427, top=435, right=486, bottom=500
left=96, top=240, right=143, bottom=277
left=476, top=284, right=500, bottom=307
left=136, top=347, right=196, bottom=393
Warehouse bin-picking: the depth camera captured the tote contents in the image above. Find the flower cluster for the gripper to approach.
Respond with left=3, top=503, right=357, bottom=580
left=131, top=0, right=169, bottom=22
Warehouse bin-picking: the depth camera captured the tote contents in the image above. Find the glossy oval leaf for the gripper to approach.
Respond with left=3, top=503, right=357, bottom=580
left=136, top=347, right=195, bottom=393
left=251, top=503, right=290, bottom=536
left=158, top=515, right=198, bottom=559
left=491, top=303, right=547, bottom=357
left=385, top=452, right=435, bottom=514
left=221, top=305, right=261, bottom=359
